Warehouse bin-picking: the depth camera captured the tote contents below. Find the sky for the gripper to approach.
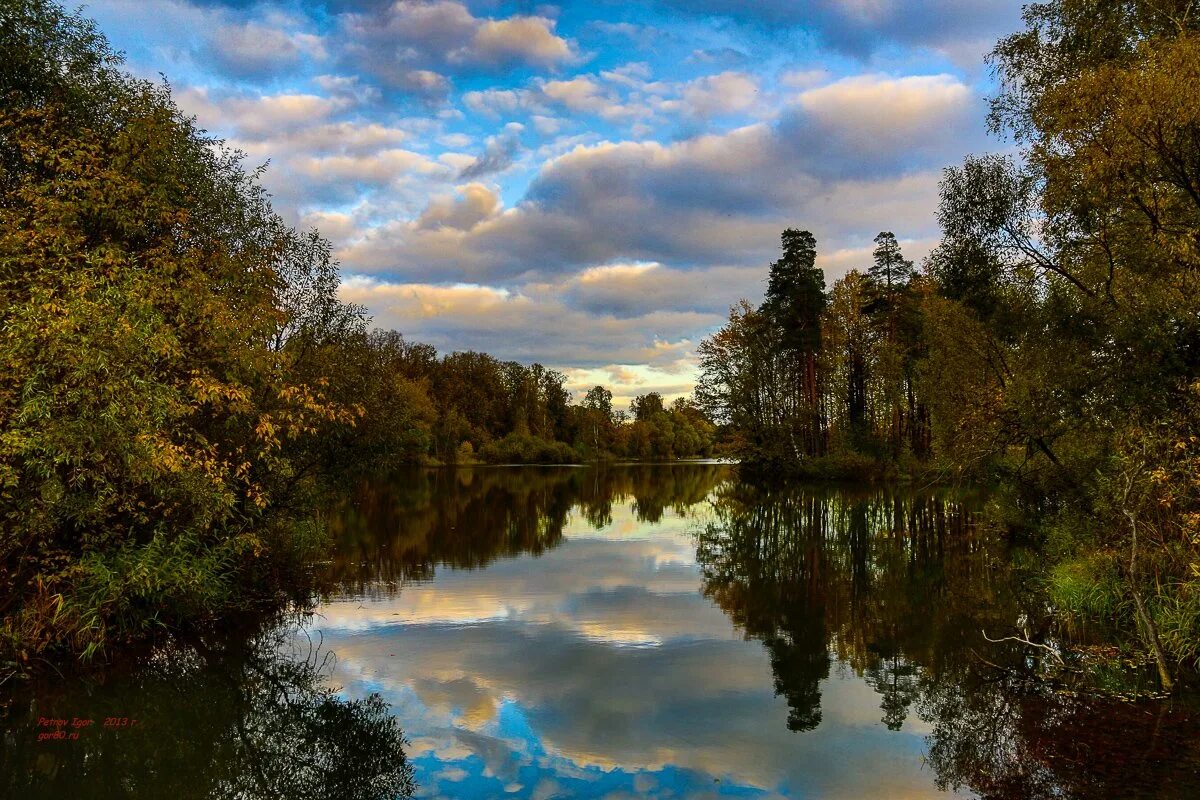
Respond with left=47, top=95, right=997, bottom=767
left=85, top=0, right=1025, bottom=407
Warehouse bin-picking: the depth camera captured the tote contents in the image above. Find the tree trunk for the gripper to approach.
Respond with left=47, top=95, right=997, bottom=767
left=1126, top=509, right=1174, bottom=692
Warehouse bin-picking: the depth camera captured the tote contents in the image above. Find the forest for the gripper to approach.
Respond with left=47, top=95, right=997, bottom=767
left=0, top=0, right=711, bottom=670
left=2, top=0, right=1199, bottom=694
left=696, top=1, right=1200, bottom=688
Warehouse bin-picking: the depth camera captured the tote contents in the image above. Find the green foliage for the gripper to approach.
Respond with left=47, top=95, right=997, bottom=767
left=868, top=231, right=914, bottom=293
left=296, top=330, right=435, bottom=475
left=1046, top=555, right=1124, bottom=622
left=762, top=228, right=826, bottom=355
left=967, top=1, right=1200, bottom=677
left=699, top=233, right=927, bottom=467
left=629, top=391, right=665, bottom=421
left=697, top=0, right=1200, bottom=680
left=0, top=0, right=357, bottom=664
left=785, top=451, right=893, bottom=482
left=614, top=397, right=714, bottom=461
left=478, top=433, right=579, bottom=464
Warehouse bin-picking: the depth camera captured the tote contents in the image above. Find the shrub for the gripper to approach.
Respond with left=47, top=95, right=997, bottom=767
left=479, top=433, right=580, bottom=464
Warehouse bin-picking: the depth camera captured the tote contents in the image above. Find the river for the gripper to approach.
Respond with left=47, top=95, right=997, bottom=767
left=4, top=464, right=1199, bottom=798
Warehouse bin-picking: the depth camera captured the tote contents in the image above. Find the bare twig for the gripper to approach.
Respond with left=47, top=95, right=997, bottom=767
left=982, top=629, right=1066, bottom=667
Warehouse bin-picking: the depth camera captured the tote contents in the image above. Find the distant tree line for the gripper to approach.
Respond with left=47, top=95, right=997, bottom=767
left=698, top=0, right=1200, bottom=686
left=304, top=331, right=716, bottom=470
left=0, top=0, right=711, bottom=668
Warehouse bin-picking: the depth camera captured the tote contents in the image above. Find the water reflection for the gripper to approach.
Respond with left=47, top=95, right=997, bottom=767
left=316, top=466, right=1200, bottom=799
left=5, top=466, right=1198, bottom=798
left=698, top=482, right=1012, bottom=736
left=324, top=463, right=729, bottom=592
left=700, top=480, right=1200, bottom=799
left=1, top=620, right=415, bottom=800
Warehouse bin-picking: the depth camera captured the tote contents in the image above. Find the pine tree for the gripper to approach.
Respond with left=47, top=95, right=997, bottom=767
left=762, top=229, right=827, bottom=355
left=761, top=229, right=828, bottom=456
left=868, top=231, right=914, bottom=292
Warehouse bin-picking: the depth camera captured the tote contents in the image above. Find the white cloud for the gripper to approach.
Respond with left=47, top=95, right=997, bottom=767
left=661, top=0, right=1022, bottom=61
left=339, top=0, right=576, bottom=96
left=542, top=76, right=606, bottom=113
left=462, top=87, right=543, bottom=117
left=471, top=16, right=573, bottom=66
left=538, top=76, right=651, bottom=122
left=337, top=83, right=967, bottom=284
left=337, top=276, right=715, bottom=369
left=205, top=20, right=326, bottom=78
left=564, top=263, right=765, bottom=317
left=437, top=132, right=474, bottom=148
left=531, top=115, right=565, bottom=135
left=291, top=148, right=445, bottom=185
left=416, top=183, right=503, bottom=231
left=797, top=73, right=972, bottom=143
left=680, top=71, right=760, bottom=118
left=177, top=87, right=350, bottom=139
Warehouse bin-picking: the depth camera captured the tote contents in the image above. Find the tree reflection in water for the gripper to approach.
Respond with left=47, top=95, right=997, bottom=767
left=697, top=486, right=832, bottom=731
left=2, top=618, right=415, bottom=800
left=921, top=661, right=1200, bottom=799
left=698, top=480, right=1200, bottom=799
left=323, top=463, right=729, bottom=594
left=324, top=465, right=1200, bottom=798
left=15, top=467, right=1192, bottom=799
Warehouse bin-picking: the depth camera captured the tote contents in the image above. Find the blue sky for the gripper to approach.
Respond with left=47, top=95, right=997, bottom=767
left=85, top=0, right=1024, bottom=406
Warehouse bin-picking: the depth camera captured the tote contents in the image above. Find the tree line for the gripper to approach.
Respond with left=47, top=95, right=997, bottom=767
left=0, top=0, right=712, bottom=668
left=696, top=229, right=928, bottom=476
left=305, top=330, right=716, bottom=470
left=697, top=0, right=1200, bottom=685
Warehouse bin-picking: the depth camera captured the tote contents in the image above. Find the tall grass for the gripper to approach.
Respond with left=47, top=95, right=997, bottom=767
left=2, top=517, right=331, bottom=665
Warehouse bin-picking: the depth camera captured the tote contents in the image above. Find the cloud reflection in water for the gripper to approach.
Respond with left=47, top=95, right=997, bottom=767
left=310, top=466, right=967, bottom=799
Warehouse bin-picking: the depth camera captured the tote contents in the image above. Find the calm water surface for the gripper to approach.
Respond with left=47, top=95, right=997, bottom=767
left=5, top=465, right=1200, bottom=799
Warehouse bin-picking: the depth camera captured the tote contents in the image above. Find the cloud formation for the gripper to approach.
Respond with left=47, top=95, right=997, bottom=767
left=457, top=130, right=522, bottom=179
left=338, top=1, right=575, bottom=98
left=95, top=0, right=1020, bottom=395
left=204, top=19, right=326, bottom=77
left=661, top=0, right=1022, bottom=59
left=338, top=276, right=714, bottom=370
left=679, top=71, right=759, bottom=118
left=339, top=71, right=975, bottom=283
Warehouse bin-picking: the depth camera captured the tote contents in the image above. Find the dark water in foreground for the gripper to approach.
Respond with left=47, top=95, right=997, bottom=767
left=5, top=465, right=1200, bottom=799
